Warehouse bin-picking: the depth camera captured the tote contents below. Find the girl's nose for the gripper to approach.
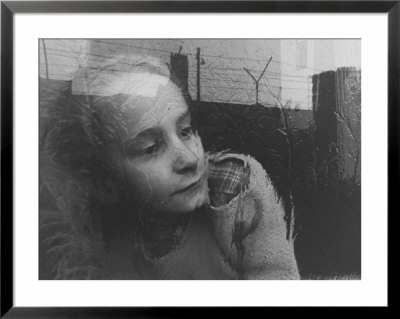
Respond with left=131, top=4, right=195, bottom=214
left=171, top=139, right=198, bottom=175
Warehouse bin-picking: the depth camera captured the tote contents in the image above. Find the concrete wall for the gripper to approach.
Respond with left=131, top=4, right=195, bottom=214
left=280, top=39, right=361, bottom=110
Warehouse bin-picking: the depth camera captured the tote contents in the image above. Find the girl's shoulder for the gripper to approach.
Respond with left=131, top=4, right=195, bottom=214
left=205, top=151, right=299, bottom=280
left=206, top=151, right=274, bottom=208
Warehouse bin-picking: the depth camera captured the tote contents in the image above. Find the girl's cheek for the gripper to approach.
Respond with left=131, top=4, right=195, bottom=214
left=191, top=133, right=205, bottom=159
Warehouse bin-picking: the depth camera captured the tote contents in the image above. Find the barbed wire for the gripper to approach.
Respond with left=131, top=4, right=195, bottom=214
left=92, top=39, right=175, bottom=54
left=44, top=43, right=318, bottom=76
left=91, top=39, right=324, bottom=71
left=41, top=42, right=316, bottom=107
left=43, top=47, right=315, bottom=81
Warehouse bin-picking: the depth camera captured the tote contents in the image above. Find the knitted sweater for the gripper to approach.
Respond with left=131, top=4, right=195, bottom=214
left=40, top=152, right=300, bottom=280
left=142, top=152, right=300, bottom=280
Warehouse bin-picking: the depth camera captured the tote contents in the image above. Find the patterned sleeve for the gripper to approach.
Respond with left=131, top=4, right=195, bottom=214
left=207, top=157, right=250, bottom=207
left=207, top=153, right=300, bottom=280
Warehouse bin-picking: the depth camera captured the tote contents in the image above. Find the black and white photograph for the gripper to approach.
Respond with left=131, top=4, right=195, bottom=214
left=38, top=39, right=361, bottom=280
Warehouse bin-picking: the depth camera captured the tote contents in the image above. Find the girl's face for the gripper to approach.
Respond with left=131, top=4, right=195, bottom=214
left=112, top=75, right=208, bottom=215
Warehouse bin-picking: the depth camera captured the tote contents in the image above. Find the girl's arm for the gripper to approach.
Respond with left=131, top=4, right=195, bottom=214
left=208, top=153, right=300, bottom=280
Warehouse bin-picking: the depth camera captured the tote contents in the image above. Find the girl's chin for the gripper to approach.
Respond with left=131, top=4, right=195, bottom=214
left=171, top=182, right=209, bottom=212
left=144, top=183, right=209, bottom=215
left=172, top=192, right=209, bottom=214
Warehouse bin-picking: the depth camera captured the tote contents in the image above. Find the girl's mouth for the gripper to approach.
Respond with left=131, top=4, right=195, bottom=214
left=175, top=175, right=204, bottom=194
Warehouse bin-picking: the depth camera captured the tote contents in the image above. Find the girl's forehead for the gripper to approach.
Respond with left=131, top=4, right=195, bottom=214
left=123, top=83, right=188, bottom=138
left=114, top=73, right=170, bottom=98
left=73, top=72, right=171, bottom=97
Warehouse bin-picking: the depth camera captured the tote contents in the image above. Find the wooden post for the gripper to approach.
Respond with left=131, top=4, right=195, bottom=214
left=41, top=39, right=49, bottom=79
left=255, top=82, right=259, bottom=104
left=196, top=47, right=201, bottom=101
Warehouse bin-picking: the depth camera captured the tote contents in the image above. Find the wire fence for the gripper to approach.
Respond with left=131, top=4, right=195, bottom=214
left=40, top=40, right=315, bottom=107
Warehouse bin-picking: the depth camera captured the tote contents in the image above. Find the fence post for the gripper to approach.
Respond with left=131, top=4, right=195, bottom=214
left=196, top=47, right=201, bottom=101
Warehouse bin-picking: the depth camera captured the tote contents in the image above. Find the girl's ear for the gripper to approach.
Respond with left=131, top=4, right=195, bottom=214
left=93, top=179, right=120, bottom=204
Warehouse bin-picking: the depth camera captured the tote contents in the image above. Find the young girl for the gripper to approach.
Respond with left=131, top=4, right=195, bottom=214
left=40, top=55, right=300, bottom=280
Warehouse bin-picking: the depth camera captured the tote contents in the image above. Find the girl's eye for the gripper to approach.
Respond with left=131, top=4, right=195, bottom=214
left=143, top=143, right=160, bottom=155
left=124, top=139, right=163, bottom=158
left=178, top=126, right=193, bottom=139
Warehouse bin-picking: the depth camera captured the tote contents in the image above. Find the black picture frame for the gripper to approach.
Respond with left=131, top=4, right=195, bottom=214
left=1, top=1, right=396, bottom=317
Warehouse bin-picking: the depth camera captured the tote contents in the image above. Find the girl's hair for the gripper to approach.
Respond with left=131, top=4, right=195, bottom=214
left=40, top=54, right=176, bottom=278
